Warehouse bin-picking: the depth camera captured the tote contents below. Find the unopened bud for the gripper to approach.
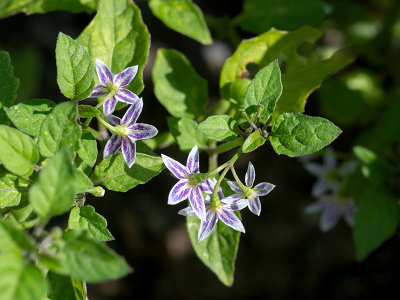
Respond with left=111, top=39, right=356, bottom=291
left=87, top=186, right=105, bottom=197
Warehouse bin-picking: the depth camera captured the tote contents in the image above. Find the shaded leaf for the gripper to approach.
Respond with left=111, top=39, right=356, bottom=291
left=0, top=125, right=39, bottom=177
left=0, top=166, right=29, bottom=208
left=4, top=98, right=55, bottom=137
left=168, top=117, right=208, bottom=151
left=77, top=130, right=97, bottom=167
left=152, top=48, right=208, bottom=118
left=149, top=0, right=212, bottom=44
left=47, top=272, right=87, bottom=300
left=269, top=112, right=341, bottom=157
left=197, top=115, right=239, bottom=142
left=0, top=50, right=19, bottom=123
left=242, top=129, right=266, bottom=153
left=68, top=205, right=113, bottom=242
left=39, top=102, right=82, bottom=158
left=91, top=153, right=165, bottom=192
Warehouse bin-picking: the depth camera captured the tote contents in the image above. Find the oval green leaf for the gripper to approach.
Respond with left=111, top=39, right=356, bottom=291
left=197, top=115, right=239, bottom=142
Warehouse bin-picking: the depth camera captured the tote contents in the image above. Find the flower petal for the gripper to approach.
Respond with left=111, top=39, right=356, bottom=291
left=311, top=180, right=329, bottom=198
left=121, top=98, right=142, bottom=126
left=115, top=88, right=139, bottom=104
left=89, top=85, right=109, bottom=98
left=95, top=59, right=113, bottom=85
left=103, top=96, right=117, bottom=116
left=254, top=182, right=275, bottom=197
left=189, top=187, right=206, bottom=221
left=103, top=134, right=122, bottom=159
left=198, top=210, right=218, bottom=241
left=304, top=201, right=323, bottom=214
left=107, top=115, right=121, bottom=126
left=168, top=180, right=190, bottom=205
left=324, top=148, right=337, bottom=169
left=128, top=123, right=158, bottom=140
left=248, top=197, right=262, bottom=216
left=245, top=161, right=255, bottom=187
left=186, top=145, right=199, bottom=173
left=218, top=209, right=245, bottom=233
left=161, top=154, right=190, bottom=179
left=227, top=181, right=242, bottom=194
left=320, top=201, right=342, bottom=232
left=121, top=138, right=136, bottom=168
left=222, top=196, right=248, bottom=211
left=200, top=178, right=216, bottom=194
left=114, top=65, right=138, bottom=87
left=178, top=206, right=196, bottom=216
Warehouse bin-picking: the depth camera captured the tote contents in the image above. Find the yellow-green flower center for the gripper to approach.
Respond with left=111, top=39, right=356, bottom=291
left=107, top=82, right=119, bottom=95
left=113, top=125, right=128, bottom=137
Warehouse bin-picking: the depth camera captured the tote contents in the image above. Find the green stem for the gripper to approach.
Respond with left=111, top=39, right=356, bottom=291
left=209, top=137, right=244, bottom=155
left=96, top=116, right=115, bottom=133
left=83, top=117, right=92, bottom=129
left=211, top=166, right=230, bottom=206
left=230, top=165, right=247, bottom=190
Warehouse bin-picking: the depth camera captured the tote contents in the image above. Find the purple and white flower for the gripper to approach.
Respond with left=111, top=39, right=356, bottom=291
left=179, top=179, right=246, bottom=241
left=89, top=59, right=139, bottom=116
left=162, top=146, right=213, bottom=221
left=302, top=149, right=357, bottom=198
left=304, top=196, right=356, bottom=231
left=104, top=98, right=158, bottom=168
left=226, top=162, right=275, bottom=216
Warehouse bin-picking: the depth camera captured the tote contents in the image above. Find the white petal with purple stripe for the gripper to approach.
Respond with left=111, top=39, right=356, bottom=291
left=245, top=161, right=256, bottom=187
left=114, top=65, right=138, bottom=87
left=188, top=186, right=206, bottom=221
left=121, top=138, right=136, bottom=168
left=198, top=210, right=218, bottom=241
left=128, top=124, right=158, bottom=141
left=121, top=98, right=142, bottom=125
left=161, top=154, right=190, bottom=180
left=115, top=88, right=139, bottom=104
left=103, top=97, right=118, bottom=116
left=168, top=180, right=190, bottom=205
left=95, top=59, right=113, bottom=85
left=227, top=181, right=242, bottom=194
left=254, top=182, right=275, bottom=197
left=248, top=197, right=262, bottom=216
left=103, top=134, right=122, bottom=159
left=218, top=208, right=245, bottom=233
left=187, top=145, right=199, bottom=173
left=89, top=85, right=109, bottom=98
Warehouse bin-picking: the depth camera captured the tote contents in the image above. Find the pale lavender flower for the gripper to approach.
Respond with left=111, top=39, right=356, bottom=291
left=104, top=98, right=158, bottom=168
left=304, top=196, right=356, bottom=231
left=302, top=149, right=357, bottom=198
left=89, top=59, right=139, bottom=116
left=179, top=179, right=246, bottom=241
left=161, top=146, right=213, bottom=221
left=225, top=162, right=275, bottom=216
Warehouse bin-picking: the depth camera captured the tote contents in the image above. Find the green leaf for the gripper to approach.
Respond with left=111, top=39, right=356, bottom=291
left=39, top=101, right=82, bottom=158
left=0, top=51, right=19, bottom=124
left=68, top=205, right=113, bottom=242
left=78, top=105, right=101, bottom=118
left=47, top=272, right=87, bottom=300
left=49, top=230, right=131, bottom=282
left=149, top=0, right=212, bottom=45
left=186, top=214, right=240, bottom=286
left=354, top=187, right=399, bottom=261
left=269, top=113, right=342, bottom=157
left=220, top=26, right=354, bottom=121
left=243, top=60, right=282, bottom=120
left=0, top=167, right=29, bottom=208
left=239, top=0, right=329, bottom=33
left=77, top=130, right=97, bottom=167
left=91, top=153, right=165, bottom=192
left=56, top=32, right=95, bottom=101
left=168, top=117, right=208, bottom=151
left=242, top=129, right=266, bottom=153
left=0, top=0, right=97, bottom=18
left=152, top=48, right=208, bottom=118
left=73, top=169, right=93, bottom=194
left=197, top=115, right=239, bottom=142
left=77, top=0, right=150, bottom=95
left=0, top=125, right=39, bottom=177
left=0, top=222, right=46, bottom=300
left=4, top=99, right=55, bottom=137
left=30, top=148, right=77, bottom=219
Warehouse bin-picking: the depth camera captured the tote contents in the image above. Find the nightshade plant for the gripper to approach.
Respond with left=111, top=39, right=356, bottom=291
left=4, top=0, right=395, bottom=297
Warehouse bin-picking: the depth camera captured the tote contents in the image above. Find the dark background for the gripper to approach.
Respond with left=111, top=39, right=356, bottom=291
left=1, top=0, right=400, bottom=299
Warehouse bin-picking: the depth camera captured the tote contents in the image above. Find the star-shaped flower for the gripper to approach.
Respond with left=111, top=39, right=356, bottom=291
left=226, top=162, right=275, bottom=216
left=178, top=179, right=246, bottom=241
left=89, top=59, right=139, bottom=116
left=162, top=146, right=213, bottom=221
left=304, top=196, right=356, bottom=231
left=104, top=98, right=158, bottom=168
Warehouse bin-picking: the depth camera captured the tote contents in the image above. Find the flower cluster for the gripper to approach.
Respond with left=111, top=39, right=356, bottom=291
left=162, top=147, right=275, bottom=241
left=90, top=59, right=158, bottom=167
left=302, top=149, right=357, bottom=231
